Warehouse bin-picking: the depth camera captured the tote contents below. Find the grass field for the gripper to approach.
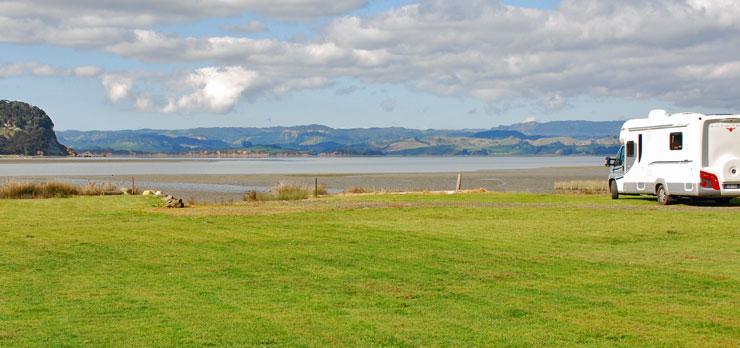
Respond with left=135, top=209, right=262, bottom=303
left=0, top=193, right=738, bottom=347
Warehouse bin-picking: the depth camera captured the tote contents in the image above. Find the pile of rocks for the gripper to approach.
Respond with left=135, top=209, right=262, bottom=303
left=139, top=189, right=184, bottom=208
left=107, top=186, right=185, bottom=208
left=163, top=195, right=184, bottom=208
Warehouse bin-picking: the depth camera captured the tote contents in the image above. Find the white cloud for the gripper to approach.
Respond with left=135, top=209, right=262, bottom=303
left=101, top=74, right=133, bottom=102
left=543, top=94, right=567, bottom=112
left=0, top=62, right=103, bottom=78
left=0, top=0, right=368, bottom=31
left=7, top=0, right=740, bottom=113
left=161, top=67, right=260, bottom=113
left=86, top=0, right=740, bottom=111
left=73, top=65, right=103, bottom=77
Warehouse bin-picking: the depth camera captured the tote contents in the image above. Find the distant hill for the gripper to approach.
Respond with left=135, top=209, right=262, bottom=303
left=492, top=120, right=623, bottom=139
left=58, top=120, right=622, bottom=156
left=0, top=100, right=69, bottom=156
left=471, top=129, right=530, bottom=139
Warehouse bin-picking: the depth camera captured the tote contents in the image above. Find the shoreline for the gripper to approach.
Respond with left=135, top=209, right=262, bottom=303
left=0, top=154, right=607, bottom=163
left=3, top=166, right=608, bottom=202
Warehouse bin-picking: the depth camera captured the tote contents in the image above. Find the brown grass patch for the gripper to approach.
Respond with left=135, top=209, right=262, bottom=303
left=345, top=186, right=372, bottom=194
left=244, top=182, right=328, bottom=202
left=554, top=180, right=609, bottom=194
left=0, top=181, right=120, bottom=199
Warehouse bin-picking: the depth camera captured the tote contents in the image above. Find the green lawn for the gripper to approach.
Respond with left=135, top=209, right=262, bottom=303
left=0, top=193, right=738, bottom=347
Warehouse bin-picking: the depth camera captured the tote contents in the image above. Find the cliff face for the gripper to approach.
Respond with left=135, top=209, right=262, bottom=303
left=0, top=100, right=69, bottom=156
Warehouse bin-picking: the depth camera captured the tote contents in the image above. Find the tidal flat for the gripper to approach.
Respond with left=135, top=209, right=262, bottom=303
left=5, top=166, right=607, bottom=202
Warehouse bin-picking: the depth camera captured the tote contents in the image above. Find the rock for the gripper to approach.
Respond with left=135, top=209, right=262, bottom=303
left=142, top=190, right=154, bottom=196
left=163, top=195, right=184, bottom=208
left=0, top=100, right=69, bottom=156
left=154, top=191, right=162, bottom=196
left=120, top=187, right=130, bottom=195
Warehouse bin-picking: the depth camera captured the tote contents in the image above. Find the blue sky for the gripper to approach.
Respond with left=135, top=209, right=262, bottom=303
left=1, top=0, right=738, bottom=130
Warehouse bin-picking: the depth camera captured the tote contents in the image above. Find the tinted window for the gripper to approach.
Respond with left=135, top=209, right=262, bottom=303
left=638, top=134, right=643, bottom=162
left=670, top=132, right=683, bottom=150
left=626, top=141, right=635, bottom=157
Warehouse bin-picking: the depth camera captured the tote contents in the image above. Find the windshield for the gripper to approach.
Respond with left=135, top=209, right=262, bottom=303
left=615, top=146, right=624, bottom=166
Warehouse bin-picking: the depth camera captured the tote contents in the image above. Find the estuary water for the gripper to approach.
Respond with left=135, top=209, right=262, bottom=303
left=0, top=156, right=603, bottom=176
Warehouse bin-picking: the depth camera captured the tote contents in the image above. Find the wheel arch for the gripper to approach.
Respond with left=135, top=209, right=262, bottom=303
left=654, top=178, right=667, bottom=195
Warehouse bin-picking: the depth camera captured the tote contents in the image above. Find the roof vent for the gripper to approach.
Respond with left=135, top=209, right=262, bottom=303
left=648, top=109, right=669, bottom=119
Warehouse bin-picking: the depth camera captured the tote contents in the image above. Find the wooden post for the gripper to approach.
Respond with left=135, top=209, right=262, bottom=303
left=314, top=177, right=319, bottom=198
left=131, top=176, right=136, bottom=195
left=455, top=173, right=462, bottom=192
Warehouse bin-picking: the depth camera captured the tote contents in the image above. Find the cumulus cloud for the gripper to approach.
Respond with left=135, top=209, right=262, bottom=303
left=543, top=94, right=568, bottom=112
left=84, top=0, right=740, bottom=111
left=101, top=74, right=133, bottom=102
left=73, top=65, right=103, bottom=77
left=0, top=0, right=367, bottom=24
left=0, top=62, right=103, bottom=78
left=6, top=0, right=740, bottom=113
left=161, top=67, right=260, bottom=113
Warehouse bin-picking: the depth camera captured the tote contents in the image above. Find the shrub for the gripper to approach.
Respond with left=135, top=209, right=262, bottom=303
left=345, top=186, right=370, bottom=194
left=0, top=182, right=78, bottom=199
left=79, top=182, right=119, bottom=196
left=0, top=181, right=120, bottom=199
left=243, top=182, right=324, bottom=202
left=315, top=184, right=328, bottom=196
left=554, top=180, right=609, bottom=194
left=243, top=190, right=277, bottom=202
left=273, top=182, right=310, bottom=201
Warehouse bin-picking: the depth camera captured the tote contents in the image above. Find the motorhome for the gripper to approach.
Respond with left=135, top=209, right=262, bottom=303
left=605, top=110, right=740, bottom=205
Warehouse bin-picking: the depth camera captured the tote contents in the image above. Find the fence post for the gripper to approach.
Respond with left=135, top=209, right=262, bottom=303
left=314, top=177, right=318, bottom=198
left=131, top=176, right=136, bottom=195
left=455, top=173, right=462, bottom=192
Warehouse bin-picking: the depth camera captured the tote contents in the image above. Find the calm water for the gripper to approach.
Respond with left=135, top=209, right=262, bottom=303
left=0, top=156, right=603, bottom=176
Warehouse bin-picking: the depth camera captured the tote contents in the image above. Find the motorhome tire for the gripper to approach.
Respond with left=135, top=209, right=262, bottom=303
left=657, top=185, right=671, bottom=205
left=610, top=180, right=619, bottom=199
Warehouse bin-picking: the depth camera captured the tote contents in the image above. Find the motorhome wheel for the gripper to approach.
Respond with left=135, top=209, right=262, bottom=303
left=610, top=180, right=619, bottom=199
left=657, top=185, right=671, bottom=206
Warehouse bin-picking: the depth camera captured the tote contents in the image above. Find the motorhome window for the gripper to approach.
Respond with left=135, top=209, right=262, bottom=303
left=670, top=132, right=683, bottom=150
left=638, top=134, right=643, bottom=162
left=626, top=141, right=635, bottom=157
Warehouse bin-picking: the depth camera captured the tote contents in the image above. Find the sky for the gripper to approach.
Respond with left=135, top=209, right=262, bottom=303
left=1, top=0, right=739, bottom=131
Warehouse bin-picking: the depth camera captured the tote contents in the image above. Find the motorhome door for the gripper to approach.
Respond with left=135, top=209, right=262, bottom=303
left=624, top=140, right=637, bottom=172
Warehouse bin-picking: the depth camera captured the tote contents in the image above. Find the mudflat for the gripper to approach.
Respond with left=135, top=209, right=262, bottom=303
left=4, top=166, right=607, bottom=202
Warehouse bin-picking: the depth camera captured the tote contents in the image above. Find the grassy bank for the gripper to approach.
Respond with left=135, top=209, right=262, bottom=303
left=0, top=193, right=738, bottom=346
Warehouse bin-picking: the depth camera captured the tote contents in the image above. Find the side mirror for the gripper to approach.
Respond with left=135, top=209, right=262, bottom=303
left=604, top=157, right=616, bottom=167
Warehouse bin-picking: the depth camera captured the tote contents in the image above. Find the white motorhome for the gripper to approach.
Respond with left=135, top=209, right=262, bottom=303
left=605, top=110, right=740, bottom=205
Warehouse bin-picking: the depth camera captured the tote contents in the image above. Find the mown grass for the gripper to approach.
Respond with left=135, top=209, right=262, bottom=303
left=0, top=193, right=738, bottom=347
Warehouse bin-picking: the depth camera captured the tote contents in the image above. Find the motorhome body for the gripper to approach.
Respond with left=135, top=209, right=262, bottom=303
left=606, top=110, right=740, bottom=205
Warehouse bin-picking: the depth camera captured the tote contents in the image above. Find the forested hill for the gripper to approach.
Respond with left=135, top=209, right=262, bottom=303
left=58, top=120, right=623, bottom=156
left=0, top=100, right=69, bottom=156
